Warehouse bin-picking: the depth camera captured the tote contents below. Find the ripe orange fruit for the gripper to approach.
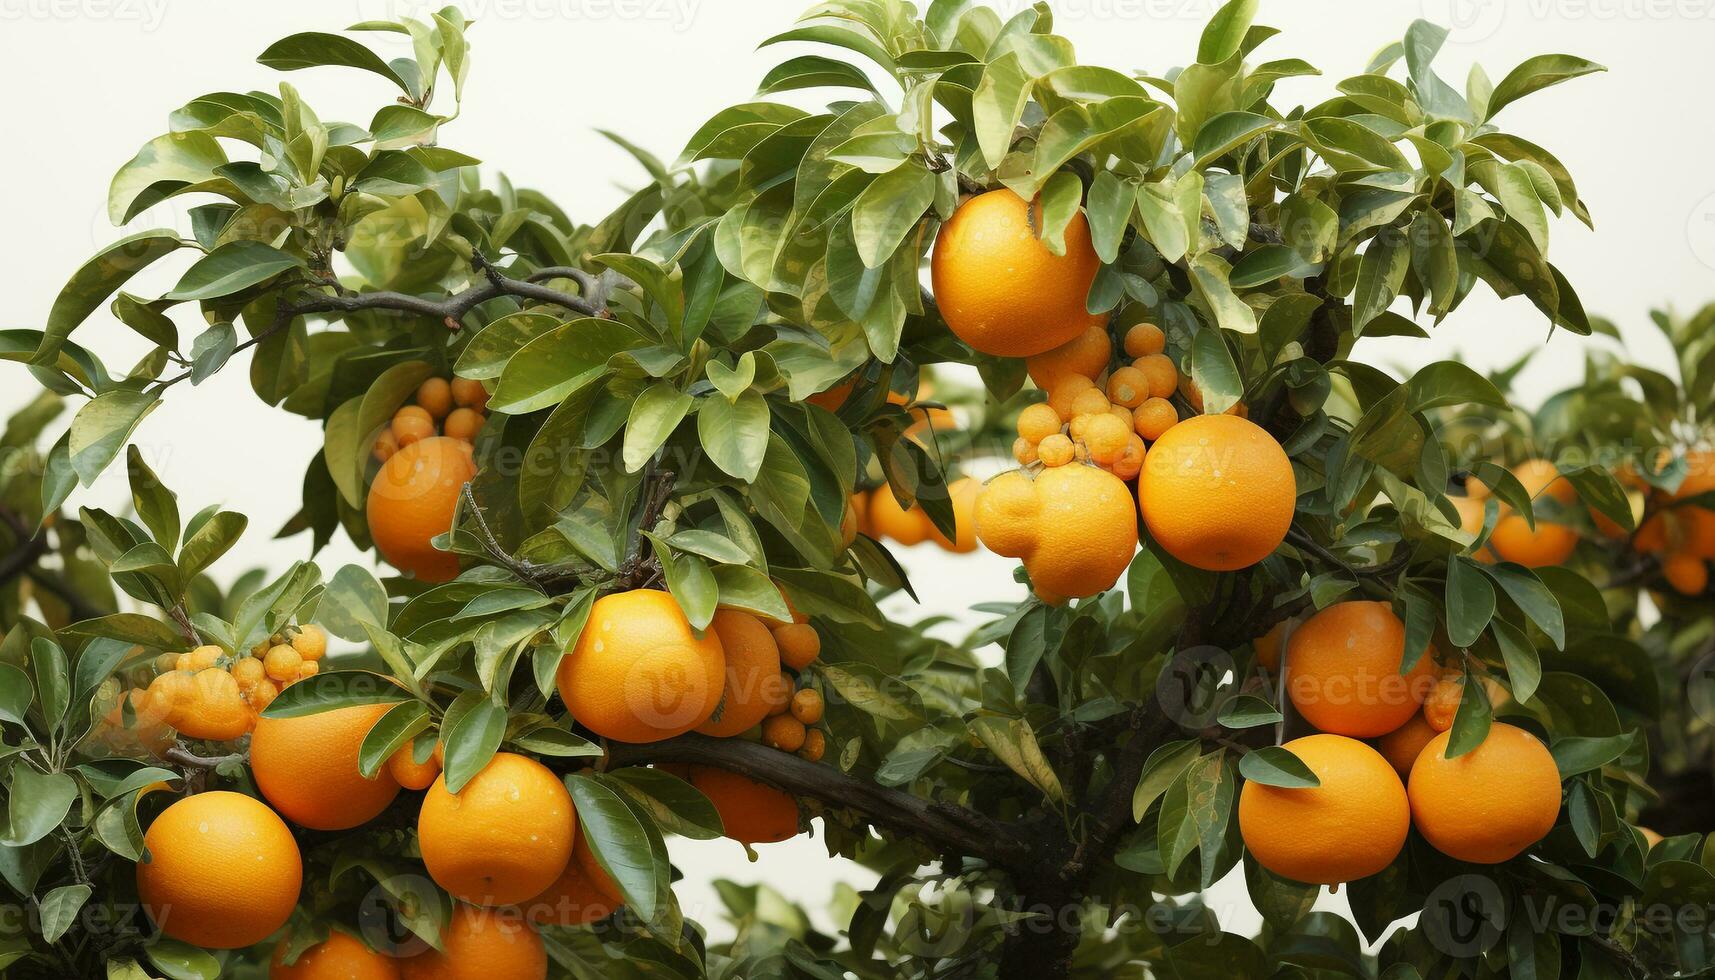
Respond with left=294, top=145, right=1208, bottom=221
left=1375, top=711, right=1439, bottom=778
left=399, top=904, right=545, bottom=980
left=1109, top=434, right=1146, bottom=481
left=1237, top=734, right=1409, bottom=885
left=1082, top=414, right=1131, bottom=466
left=392, top=406, right=436, bottom=447
left=415, top=377, right=453, bottom=419
left=1026, top=322, right=1111, bottom=391
left=867, top=487, right=933, bottom=546
left=373, top=430, right=400, bottom=464
left=367, top=437, right=477, bottom=583
left=1285, top=601, right=1439, bottom=738
left=973, top=464, right=1138, bottom=603
left=805, top=379, right=855, bottom=411
left=571, top=830, right=623, bottom=905
left=1409, top=723, right=1562, bottom=864
left=798, top=728, right=827, bottom=762
left=773, top=623, right=821, bottom=671
left=449, top=377, right=489, bottom=411
left=558, top=589, right=725, bottom=743
left=1133, top=397, right=1179, bottom=442
left=1253, top=620, right=1287, bottom=672
left=1013, top=437, right=1040, bottom=466
left=137, top=792, right=302, bottom=949
left=1105, top=367, right=1148, bottom=409
left=1488, top=514, right=1578, bottom=567
left=931, top=190, right=1102, bottom=357
left=1017, top=403, right=1063, bottom=444
left=1069, top=388, right=1111, bottom=420
left=696, top=610, right=785, bottom=738
left=290, top=625, right=327, bottom=661
left=1421, top=676, right=1463, bottom=732
left=1450, top=495, right=1498, bottom=562
left=687, top=766, right=801, bottom=845
left=1123, top=322, right=1166, bottom=358
left=1138, top=415, right=1294, bottom=571
left=762, top=714, right=807, bottom=752
left=388, top=741, right=444, bottom=791
left=251, top=703, right=401, bottom=830
left=1047, top=376, right=1096, bottom=421
left=523, top=841, right=619, bottom=927
left=1664, top=552, right=1709, bottom=595
left=1037, top=433, right=1075, bottom=467
left=1513, top=458, right=1576, bottom=506
left=175, top=668, right=255, bottom=741
left=1670, top=451, right=1715, bottom=556
left=418, top=753, right=575, bottom=906
left=443, top=407, right=485, bottom=442
left=1132, top=354, right=1178, bottom=399
left=265, top=644, right=303, bottom=682
left=790, top=689, right=824, bottom=725
left=271, top=930, right=401, bottom=980
left=927, top=477, right=980, bottom=553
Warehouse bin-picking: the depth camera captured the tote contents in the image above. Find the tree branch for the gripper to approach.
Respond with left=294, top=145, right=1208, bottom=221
left=603, top=733, right=1035, bottom=871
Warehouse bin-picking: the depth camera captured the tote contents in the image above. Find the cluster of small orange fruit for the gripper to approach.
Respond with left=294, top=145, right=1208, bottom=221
left=1011, top=322, right=1188, bottom=480
left=1238, top=601, right=1561, bottom=886
left=1448, top=452, right=1715, bottom=596
left=372, top=376, right=490, bottom=463
left=97, top=625, right=329, bottom=747
left=852, top=480, right=978, bottom=553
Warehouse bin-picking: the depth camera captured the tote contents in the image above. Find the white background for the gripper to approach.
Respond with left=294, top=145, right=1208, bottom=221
left=3, top=0, right=1714, bottom=947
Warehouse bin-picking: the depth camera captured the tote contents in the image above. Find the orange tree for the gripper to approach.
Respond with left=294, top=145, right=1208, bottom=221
left=3, top=1, right=1697, bottom=978
left=1432, top=302, right=1715, bottom=845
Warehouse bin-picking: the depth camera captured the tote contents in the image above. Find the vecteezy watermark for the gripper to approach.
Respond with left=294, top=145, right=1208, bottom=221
left=1154, top=644, right=1237, bottom=729
left=1687, top=191, right=1715, bottom=272
left=1421, top=0, right=1508, bottom=43
left=0, top=0, right=167, bottom=29
left=353, top=0, right=704, bottom=31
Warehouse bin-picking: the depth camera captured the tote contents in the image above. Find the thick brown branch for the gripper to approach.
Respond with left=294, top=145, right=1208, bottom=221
left=604, top=733, right=1034, bottom=870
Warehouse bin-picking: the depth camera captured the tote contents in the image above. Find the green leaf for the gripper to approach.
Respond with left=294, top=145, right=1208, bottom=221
left=1443, top=673, right=1493, bottom=760
left=622, top=384, right=693, bottom=473
left=109, top=132, right=228, bottom=224
left=697, top=390, right=770, bottom=482
left=2, top=769, right=76, bottom=846
left=1188, top=327, right=1243, bottom=414
left=38, top=884, right=92, bottom=944
left=490, top=319, right=643, bottom=415
left=1445, top=557, right=1496, bottom=647
left=166, top=241, right=304, bottom=302
left=1482, top=564, right=1565, bottom=651
left=1188, top=254, right=1256, bottom=335
left=256, top=32, right=411, bottom=92
left=565, top=773, right=662, bottom=922
left=441, top=699, right=506, bottom=794
left=175, top=511, right=246, bottom=582
left=970, top=716, right=1064, bottom=802
left=1239, top=746, right=1320, bottom=788
left=261, top=670, right=409, bottom=720
left=0, top=664, right=32, bottom=726
left=1488, top=55, right=1605, bottom=118
left=851, top=163, right=936, bottom=269
left=758, top=55, right=879, bottom=96
left=606, top=767, right=723, bottom=841
left=358, top=700, right=430, bottom=779
left=319, top=564, right=389, bottom=644
left=1352, top=232, right=1410, bottom=335
left=1551, top=731, right=1635, bottom=778
left=1035, top=171, right=1083, bottom=256
left=38, top=231, right=185, bottom=362
left=1133, top=740, right=1200, bottom=821
left=1085, top=171, right=1134, bottom=264
left=69, top=390, right=159, bottom=487
left=650, top=536, right=718, bottom=631
left=972, top=52, right=1032, bottom=169
left=1198, top=0, right=1258, bottom=64
left=125, top=445, right=179, bottom=551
